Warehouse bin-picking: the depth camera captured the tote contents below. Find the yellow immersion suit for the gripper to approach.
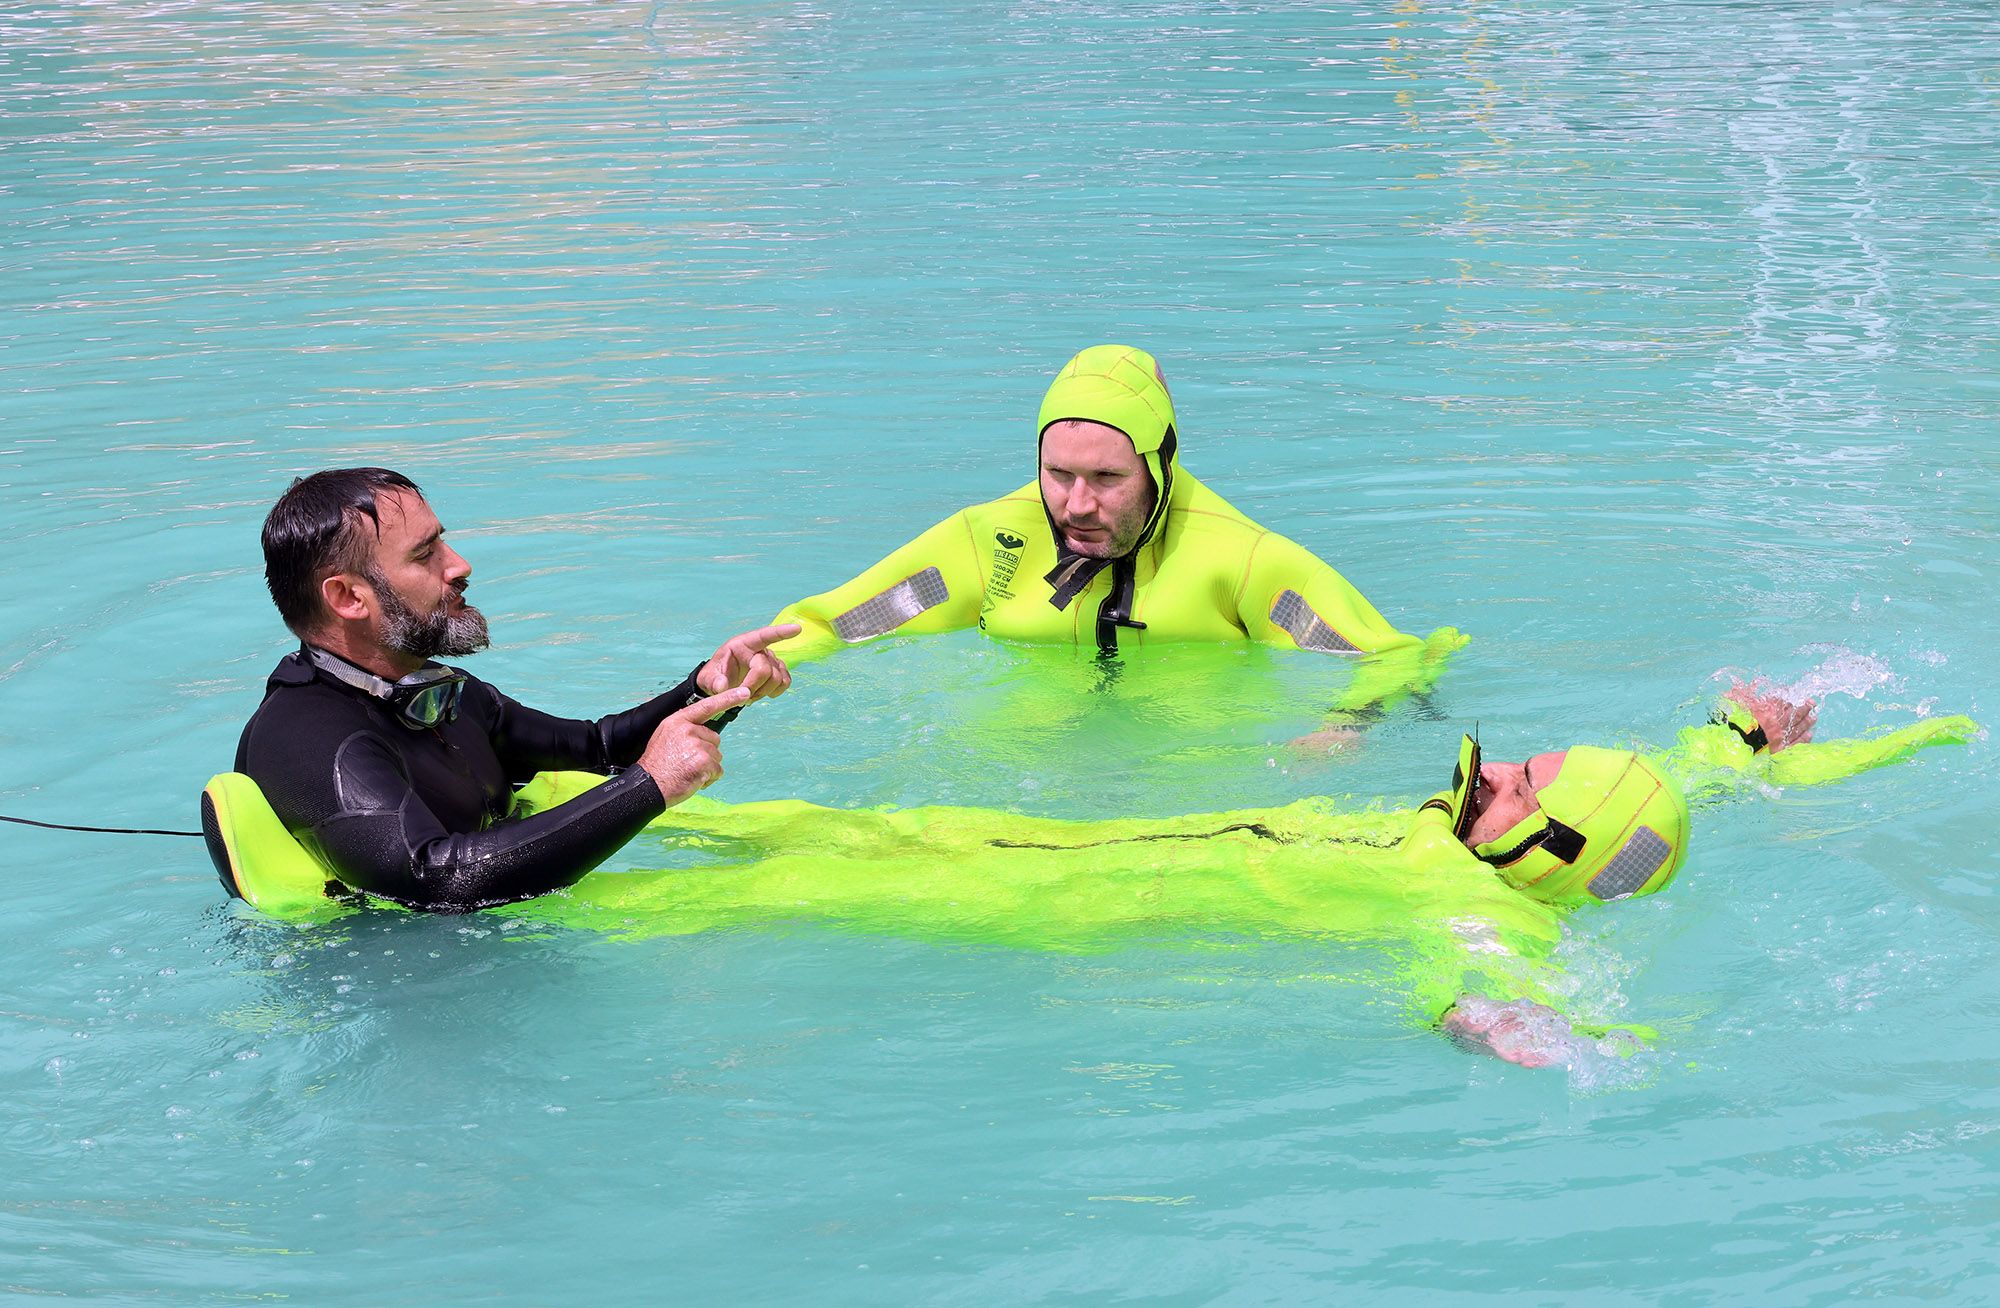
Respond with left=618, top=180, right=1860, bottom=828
left=770, top=345, right=1465, bottom=711
left=776, top=468, right=1422, bottom=658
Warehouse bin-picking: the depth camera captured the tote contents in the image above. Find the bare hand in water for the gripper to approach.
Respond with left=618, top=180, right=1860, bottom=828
left=1440, top=996, right=1575, bottom=1068
left=1725, top=679, right=1818, bottom=752
left=1290, top=724, right=1363, bottom=755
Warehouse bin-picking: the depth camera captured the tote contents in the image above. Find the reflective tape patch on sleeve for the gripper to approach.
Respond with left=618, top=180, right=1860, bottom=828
left=1269, top=590, right=1359, bottom=653
left=1587, top=827, right=1671, bottom=901
left=831, top=567, right=951, bottom=642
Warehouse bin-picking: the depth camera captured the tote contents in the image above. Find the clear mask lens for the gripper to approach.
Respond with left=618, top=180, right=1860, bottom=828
left=393, top=669, right=465, bottom=728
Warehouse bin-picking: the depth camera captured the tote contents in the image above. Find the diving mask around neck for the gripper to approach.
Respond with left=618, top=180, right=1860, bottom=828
left=306, top=646, right=467, bottom=731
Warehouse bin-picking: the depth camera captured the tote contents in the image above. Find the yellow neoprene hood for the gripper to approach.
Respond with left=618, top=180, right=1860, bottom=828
left=1036, top=344, right=1178, bottom=550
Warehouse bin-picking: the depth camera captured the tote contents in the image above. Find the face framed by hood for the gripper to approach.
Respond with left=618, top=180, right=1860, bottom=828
left=1036, top=344, right=1179, bottom=555
left=1036, top=345, right=1180, bottom=647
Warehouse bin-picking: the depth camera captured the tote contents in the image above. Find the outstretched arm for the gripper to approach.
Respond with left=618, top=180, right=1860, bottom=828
left=480, top=620, right=794, bottom=781
left=1658, top=679, right=1976, bottom=791
left=1235, top=531, right=1419, bottom=658
left=770, top=511, right=988, bottom=662
left=1235, top=532, right=1466, bottom=743
left=307, top=689, right=750, bottom=911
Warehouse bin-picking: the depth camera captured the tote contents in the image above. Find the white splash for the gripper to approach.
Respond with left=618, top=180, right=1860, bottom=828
left=1779, top=646, right=1901, bottom=703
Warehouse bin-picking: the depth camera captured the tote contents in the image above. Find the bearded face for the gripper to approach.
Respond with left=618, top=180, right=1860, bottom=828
left=368, top=566, right=490, bottom=659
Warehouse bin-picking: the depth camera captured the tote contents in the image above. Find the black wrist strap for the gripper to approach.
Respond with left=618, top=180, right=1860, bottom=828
left=1711, top=706, right=1768, bottom=752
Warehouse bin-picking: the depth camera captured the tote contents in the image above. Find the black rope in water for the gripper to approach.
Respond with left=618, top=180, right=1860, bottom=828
left=0, top=813, right=202, bottom=838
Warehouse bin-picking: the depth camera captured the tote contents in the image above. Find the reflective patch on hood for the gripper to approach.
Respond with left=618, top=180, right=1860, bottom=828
left=1587, top=826, right=1672, bottom=901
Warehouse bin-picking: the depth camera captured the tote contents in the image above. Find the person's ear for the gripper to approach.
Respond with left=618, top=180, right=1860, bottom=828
left=320, top=572, right=373, bottom=623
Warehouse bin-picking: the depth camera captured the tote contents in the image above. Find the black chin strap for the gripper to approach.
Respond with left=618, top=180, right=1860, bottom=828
left=1045, top=549, right=1114, bottom=612
left=1040, top=549, right=1148, bottom=657
left=1093, top=555, right=1147, bottom=658
left=1475, top=817, right=1588, bottom=868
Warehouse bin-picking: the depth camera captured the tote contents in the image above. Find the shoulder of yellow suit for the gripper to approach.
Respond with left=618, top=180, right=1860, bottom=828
left=200, top=773, right=354, bottom=921
left=1158, top=470, right=1265, bottom=538
left=200, top=769, right=609, bottom=922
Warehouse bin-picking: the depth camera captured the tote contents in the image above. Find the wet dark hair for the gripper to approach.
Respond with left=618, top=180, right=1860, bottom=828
left=261, top=467, right=423, bottom=636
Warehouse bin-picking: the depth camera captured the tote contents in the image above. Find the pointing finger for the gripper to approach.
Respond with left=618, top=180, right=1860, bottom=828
left=728, top=623, right=804, bottom=655
left=670, top=685, right=752, bottom=724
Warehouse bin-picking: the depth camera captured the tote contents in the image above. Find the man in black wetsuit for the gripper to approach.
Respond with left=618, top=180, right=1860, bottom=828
left=228, top=467, right=799, bottom=912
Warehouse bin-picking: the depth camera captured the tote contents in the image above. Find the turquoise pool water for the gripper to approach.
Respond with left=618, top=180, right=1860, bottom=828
left=4, top=0, right=1997, bottom=1299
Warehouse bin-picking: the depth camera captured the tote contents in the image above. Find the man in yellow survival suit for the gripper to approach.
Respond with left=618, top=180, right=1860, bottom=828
left=595, top=681, right=1970, bottom=1068
left=770, top=344, right=1462, bottom=704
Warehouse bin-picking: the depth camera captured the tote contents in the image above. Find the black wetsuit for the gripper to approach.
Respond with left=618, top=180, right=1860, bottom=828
left=234, top=648, right=711, bottom=912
